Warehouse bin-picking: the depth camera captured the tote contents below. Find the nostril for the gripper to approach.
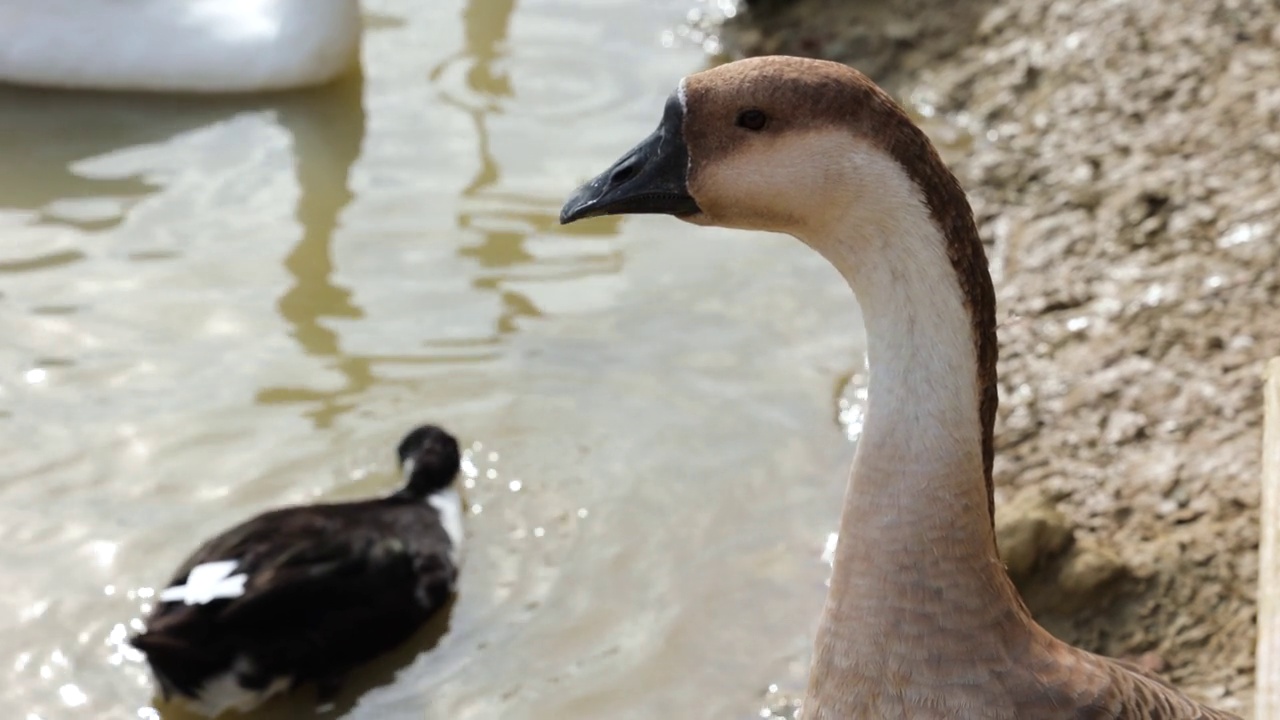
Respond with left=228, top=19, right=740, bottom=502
left=609, top=161, right=638, bottom=186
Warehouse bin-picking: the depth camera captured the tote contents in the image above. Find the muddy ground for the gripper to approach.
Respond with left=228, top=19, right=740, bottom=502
left=723, top=0, right=1280, bottom=714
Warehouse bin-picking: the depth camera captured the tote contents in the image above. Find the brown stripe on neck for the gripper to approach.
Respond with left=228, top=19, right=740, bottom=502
left=886, top=124, right=999, bottom=529
left=834, top=66, right=1000, bottom=529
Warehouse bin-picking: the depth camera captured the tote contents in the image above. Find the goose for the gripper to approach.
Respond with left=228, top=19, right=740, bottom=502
left=0, top=0, right=360, bottom=93
left=129, top=424, right=464, bottom=717
left=559, top=56, right=1239, bottom=719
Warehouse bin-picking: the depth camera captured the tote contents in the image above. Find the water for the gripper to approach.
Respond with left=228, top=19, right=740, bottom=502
left=0, top=1, right=869, bottom=717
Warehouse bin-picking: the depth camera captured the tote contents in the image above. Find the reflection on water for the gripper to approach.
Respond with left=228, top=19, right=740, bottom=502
left=0, top=1, right=874, bottom=719
left=256, top=73, right=371, bottom=427
left=438, top=0, right=545, bottom=336
left=0, top=250, right=87, bottom=274
left=438, top=0, right=627, bottom=336
left=0, top=86, right=170, bottom=228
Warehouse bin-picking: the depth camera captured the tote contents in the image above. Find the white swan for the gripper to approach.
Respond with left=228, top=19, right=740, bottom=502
left=0, top=0, right=360, bottom=93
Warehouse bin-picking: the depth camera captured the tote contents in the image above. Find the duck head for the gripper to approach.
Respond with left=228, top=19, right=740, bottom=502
left=397, top=425, right=462, bottom=498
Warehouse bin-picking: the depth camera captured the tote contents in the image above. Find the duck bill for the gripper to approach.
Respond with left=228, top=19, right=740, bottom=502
left=559, top=93, right=701, bottom=224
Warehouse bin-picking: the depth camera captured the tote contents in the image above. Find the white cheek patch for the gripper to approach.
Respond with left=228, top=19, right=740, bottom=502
left=427, top=488, right=465, bottom=564
left=676, top=77, right=689, bottom=111
left=160, top=559, right=249, bottom=605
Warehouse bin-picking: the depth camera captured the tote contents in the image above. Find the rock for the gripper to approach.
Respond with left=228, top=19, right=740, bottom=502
left=1057, top=542, right=1127, bottom=597
left=995, top=487, right=1073, bottom=579
left=994, top=488, right=1131, bottom=617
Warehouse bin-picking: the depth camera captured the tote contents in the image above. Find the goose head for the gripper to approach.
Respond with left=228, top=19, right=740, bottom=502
left=561, top=53, right=1001, bottom=538
left=396, top=424, right=462, bottom=498
left=560, top=55, right=956, bottom=247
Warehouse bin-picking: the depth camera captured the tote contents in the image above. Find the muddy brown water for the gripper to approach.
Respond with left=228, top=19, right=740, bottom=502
left=0, top=1, right=890, bottom=718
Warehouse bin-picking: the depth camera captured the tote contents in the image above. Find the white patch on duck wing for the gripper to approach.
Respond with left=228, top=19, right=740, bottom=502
left=427, top=487, right=465, bottom=564
left=160, top=559, right=249, bottom=605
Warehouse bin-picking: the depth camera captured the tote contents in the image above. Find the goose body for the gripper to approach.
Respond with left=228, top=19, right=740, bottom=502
left=129, top=425, right=463, bottom=717
left=0, top=0, right=360, bottom=93
left=560, top=56, right=1238, bottom=719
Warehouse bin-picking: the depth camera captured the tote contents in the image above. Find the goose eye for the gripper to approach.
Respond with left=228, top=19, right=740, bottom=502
left=735, top=109, right=768, bottom=131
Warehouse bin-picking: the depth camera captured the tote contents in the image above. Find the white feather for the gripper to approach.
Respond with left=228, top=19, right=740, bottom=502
left=159, top=559, right=248, bottom=605
left=427, top=488, right=465, bottom=564
left=182, top=656, right=290, bottom=717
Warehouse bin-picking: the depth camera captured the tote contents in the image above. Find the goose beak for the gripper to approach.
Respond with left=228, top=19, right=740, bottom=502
left=559, top=93, right=701, bottom=224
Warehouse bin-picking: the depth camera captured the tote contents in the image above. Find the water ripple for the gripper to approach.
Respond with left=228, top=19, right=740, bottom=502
left=429, top=35, right=648, bottom=123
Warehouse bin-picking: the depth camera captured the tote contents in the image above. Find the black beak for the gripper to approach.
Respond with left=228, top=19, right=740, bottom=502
left=559, top=93, right=701, bottom=225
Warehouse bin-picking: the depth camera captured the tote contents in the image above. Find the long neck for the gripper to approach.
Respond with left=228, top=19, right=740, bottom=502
left=799, top=149, right=1030, bottom=716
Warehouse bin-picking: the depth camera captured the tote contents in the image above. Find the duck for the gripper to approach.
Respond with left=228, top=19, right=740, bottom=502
left=0, top=0, right=360, bottom=93
left=128, top=423, right=464, bottom=717
left=559, top=56, right=1239, bottom=719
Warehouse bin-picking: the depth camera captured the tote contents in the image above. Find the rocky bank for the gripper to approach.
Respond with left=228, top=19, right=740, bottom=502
left=725, top=0, right=1280, bottom=714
